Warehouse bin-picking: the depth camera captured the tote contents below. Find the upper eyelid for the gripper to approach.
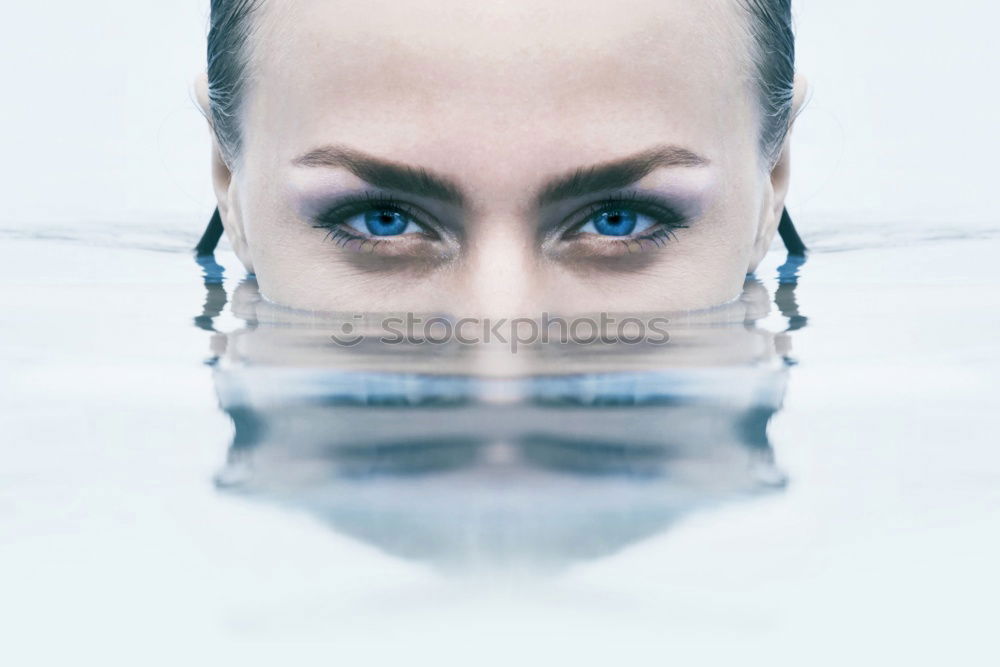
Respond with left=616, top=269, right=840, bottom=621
left=316, top=193, right=419, bottom=217
left=580, top=198, right=682, bottom=219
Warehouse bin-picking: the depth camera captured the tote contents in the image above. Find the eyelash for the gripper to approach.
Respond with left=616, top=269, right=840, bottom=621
left=311, top=190, right=689, bottom=248
left=566, top=190, right=690, bottom=246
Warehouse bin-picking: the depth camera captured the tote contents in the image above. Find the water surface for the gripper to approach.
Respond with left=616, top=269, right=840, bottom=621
left=2, top=222, right=998, bottom=664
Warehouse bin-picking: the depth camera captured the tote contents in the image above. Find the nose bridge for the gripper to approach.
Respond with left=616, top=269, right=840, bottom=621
left=459, top=216, right=542, bottom=318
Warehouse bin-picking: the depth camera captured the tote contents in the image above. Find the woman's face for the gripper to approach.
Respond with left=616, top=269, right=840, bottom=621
left=208, top=0, right=792, bottom=315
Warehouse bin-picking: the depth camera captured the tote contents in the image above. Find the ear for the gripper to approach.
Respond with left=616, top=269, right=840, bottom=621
left=192, top=73, right=255, bottom=273
left=748, top=73, right=809, bottom=272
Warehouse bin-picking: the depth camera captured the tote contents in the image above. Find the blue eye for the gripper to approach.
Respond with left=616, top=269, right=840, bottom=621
left=593, top=210, right=636, bottom=236
left=579, top=209, right=657, bottom=237
left=346, top=209, right=420, bottom=237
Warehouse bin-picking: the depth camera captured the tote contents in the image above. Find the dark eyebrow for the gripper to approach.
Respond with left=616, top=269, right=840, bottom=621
left=536, top=146, right=709, bottom=207
left=293, top=145, right=466, bottom=206
left=292, top=143, right=708, bottom=209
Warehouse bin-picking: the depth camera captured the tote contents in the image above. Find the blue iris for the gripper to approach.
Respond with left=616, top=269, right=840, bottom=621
left=364, top=210, right=410, bottom=236
left=592, top=210, right=638, bottom=236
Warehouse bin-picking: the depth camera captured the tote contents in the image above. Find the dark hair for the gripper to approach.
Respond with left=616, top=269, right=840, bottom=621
left=207, top=0, right=794, bottom=167
left=206, top=0, right=264, bottom=166
left=742, top=0, right=796, bottom=166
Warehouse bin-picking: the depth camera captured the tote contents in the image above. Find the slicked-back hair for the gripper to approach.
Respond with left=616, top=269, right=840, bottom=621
left=742, top=0, right=796, bottom=166
left=206, top=0, right=794, bottom=168
left=206, top=0, right=263, bottom=167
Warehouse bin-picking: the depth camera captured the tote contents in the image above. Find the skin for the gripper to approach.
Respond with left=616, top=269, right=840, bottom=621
left=196, top=0, right=805, bottom=316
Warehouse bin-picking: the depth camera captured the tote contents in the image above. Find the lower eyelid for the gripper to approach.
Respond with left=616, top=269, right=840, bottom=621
left=313, top=218, right=449, bottom=259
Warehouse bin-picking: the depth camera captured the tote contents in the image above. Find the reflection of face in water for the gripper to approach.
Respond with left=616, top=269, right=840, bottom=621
left=196, top=256, right=807, bottom=569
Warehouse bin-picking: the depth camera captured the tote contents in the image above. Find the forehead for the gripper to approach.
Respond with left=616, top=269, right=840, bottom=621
left=245, top=0, right=755, bottom=173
